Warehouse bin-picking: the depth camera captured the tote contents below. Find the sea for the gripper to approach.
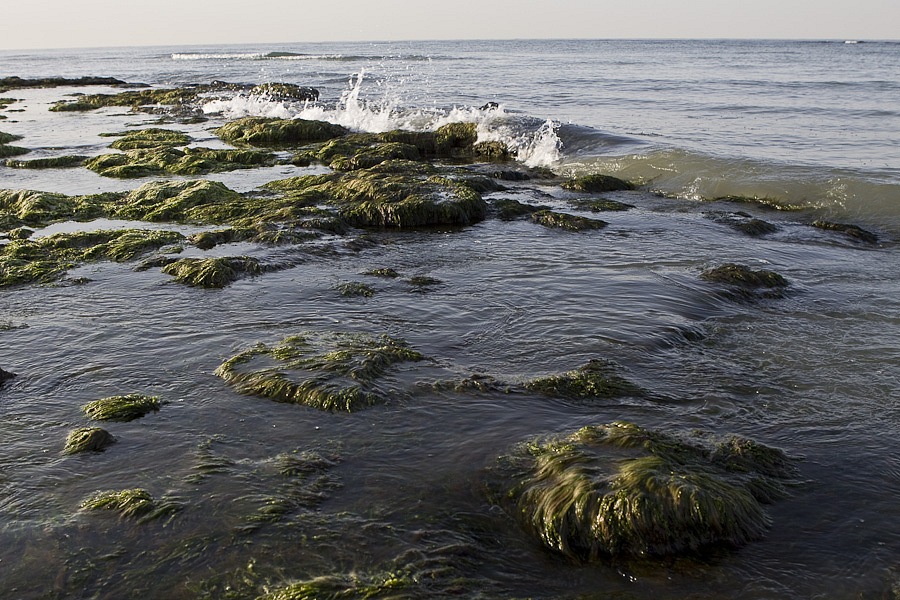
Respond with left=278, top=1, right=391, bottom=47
left=0, top=39, right=898, bottom=599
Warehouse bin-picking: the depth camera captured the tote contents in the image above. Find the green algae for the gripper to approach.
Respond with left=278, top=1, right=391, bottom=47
left=435, top=122, right=478, bottom=151
left=216, top=117, right=348, bottom=147
left=525, top=359, right=643, bottom=401
left=4, top=155, right=87, bottom=169
left=215, top=332, right=423, bottom=412
left=0, top=76, right=128, bottom=93
left=812, top=219, right=878, bottom=244
left=86, top=146, right=276, bottom=178
left=48, top=85, right=212, bottom=113
left=257, top=571, right=410, bottom=600
left=495, top=421, right=795, bottom=561
left=82, top=393, right=162, bottom=422
left=80, top=488, right=182, bottom=523
left=105, top=128, right=192, bottom=150
left=0, top=131, right=22, bottom=145
left=0, top=144, right=30, bottom=158
left=700, top=263, right=789, bottom=290
left=561, top=173, right=635, bottom=193
left=531, top=210, right=608, bottom=231
left=569, top=198, right=635, bottom=212
left=161, top=256, right=264, bottom=288
left=329, top=141, right=421, bottom=171
left=336, top=281, right=375, bottom=297
left=63, top=427, right=116, bottom=455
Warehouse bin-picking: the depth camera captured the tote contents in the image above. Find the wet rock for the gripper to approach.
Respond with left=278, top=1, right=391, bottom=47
left=490, top=198, right=547, bottom=220
left=0, top=367, right=16, bottom=385
left=4, top=155, right=87, bottom=169
left=570, top=197, right=635, bottom=212
left=812, top=220, right=878, bottom=244
left=363, top=268, right=400, bottom=278
left=86, top=145, right=275, bottom=178
left=104, top=127, right=191, bottom=150
left=161, top=256, right=264, bottom=288
left=82, top=393, right=162, bottom=422
left=0, top=144, right=30, bottom=158
left=0, top=131, right=23, bottom=145
left=525, top=359, right=643, bottom=400
left=336, top=281, right=375, bottom=297
left=250, top=83, right=319, bottom=102
left=491, top=421, right=795, bottom=560
left=63, top=427, right=116, bottom=454
left=701, top=263, right=788, bottom=289
left=0, top=76, right=129, bottom=93
left=480, top=101, right=500, bottom=111
left=215, top=332, right=424, bottom=412
left=705, top=211, right=779, bottom=236
left=80, top=488, right=182, bottom=522
left=531, top=210, right=608, bottom=231
left=216, top=116, right=348, bottom=147
left=561, top=173, right=635, bottom=193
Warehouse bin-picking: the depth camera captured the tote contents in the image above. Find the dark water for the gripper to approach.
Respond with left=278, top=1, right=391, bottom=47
left=1, top=39, right=899, bottom=598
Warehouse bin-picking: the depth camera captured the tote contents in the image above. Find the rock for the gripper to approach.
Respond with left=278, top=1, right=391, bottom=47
left=561, top=173, right=635, bottom=193
left=531, top=210, right=607, bottom=231
left=812, top=220, right=878, bottom=244
left=250, top=83, right=319, bottom=102
left=63, top=427, right=116, bottom=454
left=215, top=116, right=348, bottom=147
left=0, top=367, right=16, bottom=385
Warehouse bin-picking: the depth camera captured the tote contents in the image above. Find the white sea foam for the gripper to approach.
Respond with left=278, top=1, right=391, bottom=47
left=171, top=53, right=267, bottom=61
left=171, top=52, right=345, bottom=61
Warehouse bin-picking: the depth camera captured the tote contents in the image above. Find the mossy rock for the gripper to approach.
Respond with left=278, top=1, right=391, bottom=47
left=700, top=263, right=789, bottom=290
left=812, top=220, right=878, bottom=244
left=161, top=256, right=263, bottom=288
left=257, top=572, right=410, bottom=600
left=561, top=174, right=635, bottom=193
left=336, top=281, right=375, bottom=297
left=531, top=210, right=608, bottom=231
left=0, top=131, right=23, bottom=144
left=216, top=117, right=348, bottom=147
left=85, top=146, right=275, bottom=178
left=329, top=142, right=421, bottom=171
left=115, top=180, right=244, bottom=222
left=48, top=86, right=210, bottom=112
left=435, top=122, right=477, bottom=150
left=80, top=488, right=181, bottom=522
left=363, top=268, right=400, bottom=278
left=82, top=393, right=162, bottom=422
left=214, top=332, right=424, bottom=412
left=493, top=421, right=795, bottom=560
left=490, top=198, right=547, bottom=220
left=4, top=155, right=87, bottom=169
left=473, top=140, right=512, bottom=161
left=105, top=128, right=191, bottom=150
left=250, top=83, right=319, bottom=101
left=63, top=427, right=116, bottom=454
left=570, top=198, right=635, bottom=212
left=0, top=144, right=30, bottom=158
left=525, top=359, right=643, bottom=400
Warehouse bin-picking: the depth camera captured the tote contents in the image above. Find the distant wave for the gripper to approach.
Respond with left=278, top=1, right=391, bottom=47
left=171, top=52, right=443, bottom=62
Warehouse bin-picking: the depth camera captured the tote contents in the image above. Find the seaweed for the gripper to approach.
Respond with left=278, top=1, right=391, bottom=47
left=493, top=421, right=796, bottom=561
left=336, top=281, right=375, bottom=297
left=4, top=155, right=87, bottom=169
left=80, top=488, right=182, bottom=523
left=524, top=359, right=643, bottom=401
left=161, top=256, right=264, bottom=288
left=63, top=427, right=116, bottom=454
left=531, top=210, right=608, bottom=231
left=215, top=332, right=423, bottom=412
left=561, top=174, right=635, bottom=193
left=85, top=146, right=275, bottom=178
left=216, top=117, right=348, bottom=147
left=105, top=128, right=192, bottom=150
left=82, top=393, right=162, bottom=422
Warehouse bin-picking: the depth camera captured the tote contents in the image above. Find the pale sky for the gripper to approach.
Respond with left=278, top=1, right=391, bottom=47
left=3, top=0, right=898, bottom=50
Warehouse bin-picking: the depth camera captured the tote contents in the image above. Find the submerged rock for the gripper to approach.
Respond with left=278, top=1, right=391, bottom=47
left=531, top=210, right=608, bottom=231
left=82, top=393, right=162, bottom=421
left=489, top=198, right=547, bottom=220
left=701, top=263, right=789, bottom=290
left=63, top=427, right=116, bottom=454
left=492, top=421, right=795, bottom=560
left=561, top=173, right=635, bottom=193
left=525, top=359, right=643, bottom=400
left=570, top=198, right=635, bottom=212
left=812, top=220, right=878, bottom=244
left=215, top=332, right=424, bottom=412
left=161, top=256, right=264, bottom=288
left=80, top=488, right=181, bottom=522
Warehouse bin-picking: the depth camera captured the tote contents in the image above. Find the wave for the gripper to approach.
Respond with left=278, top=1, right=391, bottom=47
left=171, top=52, right=442, bottom=62
left=559, top=149, right=900, bottom=229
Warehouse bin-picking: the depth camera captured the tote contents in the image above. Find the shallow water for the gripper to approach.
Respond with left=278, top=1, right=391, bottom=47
left=1, top=39, right=899, bottom=599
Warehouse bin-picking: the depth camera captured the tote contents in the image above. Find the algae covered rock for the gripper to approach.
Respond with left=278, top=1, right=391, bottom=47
left=700, top=263, right=789, bottom=290
left=86, top=146, right=275, bottom=178
left=105, top=128, right=191, bottom=150
left=525, top=359, right=643, bottom=400
left=216, top=117, right=347, bottom=147
left=561, top=173, right=635, bottom=193
left=0, top=131, right=23, bottom=145
left=570, top=198, right=635, bottom=212
left=0, top=144, right=30, bottom=158
left=812, top=219, right=878, bottom=244
left=531, top=210, right=608, bottom=231
left=250, top=83, right=319, bottom=101
left=493, top=421, right=795, bottom=561
left=4, top=155, right=87, bottom=169
left=215, top=332, right=424, bottom=412
left=161, top=256, right=263, bottom=288
left=80, top=488, right=181, bottom=522
left=63, top=427, right=116, bottom=454
left=116, top=179, right=244, bottom=222
left=82, top=393, right=162, bottom=421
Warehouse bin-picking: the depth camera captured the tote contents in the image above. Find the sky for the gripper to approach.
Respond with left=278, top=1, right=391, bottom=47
left=3, top=0, right=898, bottom=50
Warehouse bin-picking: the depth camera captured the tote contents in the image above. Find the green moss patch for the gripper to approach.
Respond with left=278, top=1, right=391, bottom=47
left=214, top=332, right=424, bottom=412
left=216, top=117, right=348, bottom=147
left=0, top=131, right=23, bottom=145
left=63, top=427, right=116, bottom=454
left=161, top=256, right=264, bottom=288
left=80, top=488, right=182, bottom=523
left=105, top=128, right=192, bottom=150
left=86, top=146, right=275, bottom=178
left=531, top=210, right=608, bottom=231
left=525, top=359, right=643, bottom=401
left=82, top=393, right=162, bottom=422
left=493, top=421, right=795, bottom=560
left=0, top=144, right=30, bottom=158
left=4, top=155, right=87, bottom=169
left=562, top=174, right=635, bottom=193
